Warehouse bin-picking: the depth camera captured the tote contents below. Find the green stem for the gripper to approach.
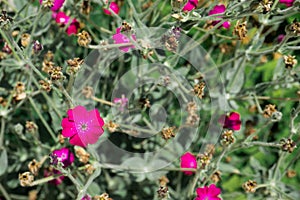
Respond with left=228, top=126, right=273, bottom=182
left=0, top=183, right=11, bottom=200
left=28, top=97, right=57, bottom=142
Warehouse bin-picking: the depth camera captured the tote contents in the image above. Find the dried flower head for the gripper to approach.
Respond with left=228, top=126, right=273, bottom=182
left=19, top=172, right=34, bottom=187
left=67, top=57, right=84, bottom=74
left=41, top=0, right=54, bottom=8
left=0, top=52, right=7, bottom=60
left=84, top=164, right=95, bottom=175
left=75, top=146, right=90, bottom=163
left=13, top=82, right=26, bottom=101
left=242, top=180, right=257, bottom=193
left=2, top=42, right=12, bottom=54
left=39, top=79, right=52, bottom=92
left=161, top=126, right=176, bottom=140
left=280, top=138, right=297, bottom=153
left=42, top=60, right=55, bottom=73
left=157, top=185, right=169, bottom=199
left=0, top=11, right=13, bottom=27
left=44, top=51, right=54, bottom=62
left=198, top=153, right=211, bottom=169
left=105, top=121, right=119, bottom=133
left=210, top=170, right=222, bottom=183
left=161, top=34, right=178, bottom=53
left=32, top=40, right=43, bottom=54
left=287, top=21, right=300, bottom=36
left=81, top=0, right=91, bottom=15
left=58, top=134, right=65, bottom=144
left=186, top=112, right=200, bottom=125
left=25, top=121, right=38, bottom=134
left=77, top=30, right=92, bottom=47
left=259, top=0, right=273, bottom=13
left=93, top=193, right=112, bottom=200
left=82, top=86, right=94, bottom=98
left=49, top=66, right=64, bottom=80
left=286, top=170, right=296, bottom=178
left=193, top=82, right=205, bottom=99
left=205, top=144, right=215, bottom=157
left=120, top=21, right=133, bottom=33
left=28, top=159, right=41, bottom=176
left=283, top=55, right=297, bottom=69
left=21, top=33, right=31, bottom=47
left=233, top=21, right=247, bottom=40
left=220, top=130, right=235, bottom=146
left=139, top=98, right=151, bottom=108
left=159, top=176, right=169, bottom=187
left=263, top=104, right=277, bottom=118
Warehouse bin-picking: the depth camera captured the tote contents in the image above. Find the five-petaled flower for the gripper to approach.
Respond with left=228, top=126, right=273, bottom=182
left=218, top=112, right=241, bottom=131
left=182, top=0, right=199, bottom=12
left=180, top=152, right=197, bottom=175
left=208, top=5, right=230, bottom=29
left=61, top=105, right=105, bottom=147
left=50, top=147, right=75, bottom=167
left=195, top=184, right=221, bottom=200
left=112, top=27, right=136, bottom=52
left=53, top=12, right=80, bottom=35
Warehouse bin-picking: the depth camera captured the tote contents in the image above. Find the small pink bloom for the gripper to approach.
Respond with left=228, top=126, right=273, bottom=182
left=81, top=195, right=91, bottom=200
left=61, top=105, right=105, bottom=147
left=182, top=0, right=199, bottom=12
left=208, top=4, right=230, bottom=29
left=103, top=2, right=120, bottom=15
left=113, top=95, right=128, bottom=111
left=112, top=27, right=136, bottom=52
left=218, top=112, right=241, bottom=131
left=279, top=0, right=294, bottom=7
left=51, top=147, right=75, bottom=167
left=54, top=12, right=80, bottom=35
left=180, top=152, right=197, bottom=175
left=44, top=168, right=65, bottom=185
left=39, top=0, right=65, bottom=11
left=195, top=184, right=221, bottom=200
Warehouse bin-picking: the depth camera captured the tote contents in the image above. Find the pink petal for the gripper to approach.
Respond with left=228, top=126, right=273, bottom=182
left=208, top=184, right=221, bottom=196
left=209, top=5, right=226, bottom=15
left=89, top=109, right=105, bottom=127
left=70, top=134, right=85, bottom=147
left=228, top=112, right=240, bottom=121
left=222, top=21, right=230, bottom=29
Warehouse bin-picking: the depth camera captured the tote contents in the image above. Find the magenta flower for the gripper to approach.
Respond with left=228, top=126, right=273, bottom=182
left=39, top=0, right=65, bottom=11
left=279, top=0, right=294, bottom=7
left=195, top=184, right=221, bottom=200
left=180, top=152, right=197, bottom=175
left=81, top=195, right=91, bottom=200
left=51, top=147, right=75, bottom=167
left=53, top=12, right=80, bottom=36
left=103, top=2, right=120, bottom=15
left=277, top=34, right=285, bottom=43
left=208, top=5, right=230, bottom=29
left=112, top=27, right=136, bottom=52
left=113, top=95, right=128, bottom=111
left=182, top=0, right=199, bottom=12
left=218, top=112, right=241, bottom=131
left=61, top=106, right=105, bottom=147
left=44, top=168, right=65, bottom=185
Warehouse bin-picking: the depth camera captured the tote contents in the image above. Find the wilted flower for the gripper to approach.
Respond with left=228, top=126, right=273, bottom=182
left=75, top=146, right=90, bottom=163
left=161, top=126, right=176, bottom=140
left=19, top=172, right=34, bottom=187
left=81, top=0, right=91, bottom=15
left=211, top=170, right=222, bottom=183
left=13, top=82, right=26, bottom=101
left=85, top=164, right=95, bottom=175
left=32, top=40, right=43, bottom=54
left=220, top=130, right=235, bottom=146
left=66, top=57, right=84, bottom=74
left=208, top=5, right=230, bottom=29
left=21, top=33, right=31, bottom=47
left=198, top=153, right=211, bottom=169
left=242, top=180, right=257, bottom=193
left=61, top=105, right=105, bottom=147
left=78, top=30, right=92, bottom=47
left=49, top=66, right=64, bottom=80
left=40, top=0, right=65, bottom=11
left=194, top=184, right=221, bottom=200
left=25, top=121, right=38, bottom=134
left=280, top=138, right=297, bottom=153
left=180, top=152, right=197, bottom=175
left=2, top=42, right=12, bottom=54
left=182, top=0, right=199, bottom=12
left=105, top=121, right=119, bottom=133
left=43, top=167, right=65, bottom=185
left=283, top=55, right=297, bottom=69
left=233, top=21, right=247, bottom=40
left=39, top=79, right=52, bottom=92
left=218, top=112, right=242, bottom=131
left=263, top=104, right=277, bottom=118
left=50, top=147, right=75, bottom=167
left=193, top=82, right=205, bottom=99
left=28, top=159, right=41, bottom=176
left=103, top=2, right=120, bottom=15
left=112, top=26, right=136, bottom=52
